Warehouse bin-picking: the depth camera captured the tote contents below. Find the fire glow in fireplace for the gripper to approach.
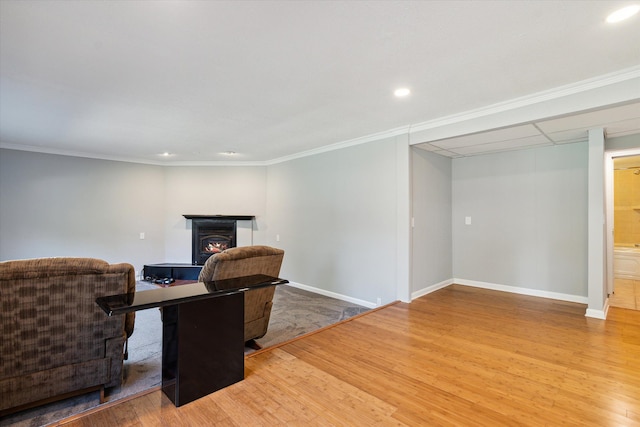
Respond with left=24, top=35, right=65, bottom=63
left=196, top=221, right=235, bottom=263
left=184, top=215, right=254, bottom=265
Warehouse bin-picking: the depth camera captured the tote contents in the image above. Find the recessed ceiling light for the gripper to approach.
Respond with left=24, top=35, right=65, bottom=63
left=394, top=87, right=411, bottom=97
left=606, top=5, right=640, bottom=23
left=220, top=151, right=237, bottom=156
left=160, top=152, right=171, bottom=157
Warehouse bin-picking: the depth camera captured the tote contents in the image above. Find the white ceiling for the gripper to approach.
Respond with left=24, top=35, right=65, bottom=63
left=416, top=101, right=640, bottom=157
left=0, top=1, right=639, bottom=165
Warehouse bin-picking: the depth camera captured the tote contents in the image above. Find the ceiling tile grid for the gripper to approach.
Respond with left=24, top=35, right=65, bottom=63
left=416, top=101, right=640, bottom=158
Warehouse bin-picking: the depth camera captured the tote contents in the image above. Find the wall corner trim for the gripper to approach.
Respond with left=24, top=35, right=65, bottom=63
left=584, top=308, right=607, bottom=320
left=585, top=299, right=610, bottom=320
left=411, top=279, right=454, bottom=301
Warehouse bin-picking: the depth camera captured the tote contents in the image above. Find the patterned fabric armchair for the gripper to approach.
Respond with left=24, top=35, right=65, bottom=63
left=198, top=245, right=284, bottom=344
left=0, top=257, right=135, bottom=415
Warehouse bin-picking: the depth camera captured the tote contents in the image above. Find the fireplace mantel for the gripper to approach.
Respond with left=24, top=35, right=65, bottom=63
left=183, top=215, right=254, bottom=221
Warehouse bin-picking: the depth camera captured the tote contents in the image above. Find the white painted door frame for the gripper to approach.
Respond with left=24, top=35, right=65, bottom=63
left=604, top=147, right=640, bottom=297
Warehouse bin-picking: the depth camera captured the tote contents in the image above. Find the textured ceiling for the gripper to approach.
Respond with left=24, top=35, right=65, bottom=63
left=0, top=1, right=639, bottom=164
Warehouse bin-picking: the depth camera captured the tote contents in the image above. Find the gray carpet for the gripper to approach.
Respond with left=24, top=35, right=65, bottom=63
left=1, top=283, right=369, bottom=427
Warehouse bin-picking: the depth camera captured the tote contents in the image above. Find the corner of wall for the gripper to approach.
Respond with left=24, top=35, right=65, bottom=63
left=411, top=279, right=453, bottom=301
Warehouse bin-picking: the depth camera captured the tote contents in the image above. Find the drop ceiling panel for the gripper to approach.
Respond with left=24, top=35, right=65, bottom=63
left=543, top=129, right=588, bottom=144
left=414, top=102, right=640, bottom=158
left=538, top=104, right=640, bottom=143
left=450, top=134, right=552, bottom=155
left=429, top=124, right=542, bottom=150
left=536, top=102, right=640, bottom=134
left=414, top=143, right=440, bottom=152
left=413, top=143, right=462, bottom=157
left=432, top=149, right=463, bottom=158
left=604, top=117, right=640, bottom=138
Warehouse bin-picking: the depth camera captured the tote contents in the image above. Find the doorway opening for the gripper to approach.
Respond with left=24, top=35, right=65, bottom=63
left=606, top=150, right=640, bottom=311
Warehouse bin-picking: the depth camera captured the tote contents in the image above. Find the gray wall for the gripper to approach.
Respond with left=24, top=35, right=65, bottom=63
left=265, top=137, right=399, bottom=305
left=0, top=144, right=401, bottom=306
left=2, top=137, right=598, bottom=304
left=452, top=142, right=589, bottom=297
left=0, top=149, right=166, bottom=274
left=411, top=148, right=452, bottom=293
left=162, top=166, right=268, bottom=263
left=0, top=149, right=268, bottom=276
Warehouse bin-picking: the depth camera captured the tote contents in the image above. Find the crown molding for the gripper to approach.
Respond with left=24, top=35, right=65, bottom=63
left=0, top=142, right=271, bottom=166
left=264, top=125, right=412, bottom=165
left=1, top=125, right=413, bottom=167
left=0, top=142, right=164, bottom=165
left=408, top=65, right=640, bottom=137
left=158, top=160, right=269, bottom=167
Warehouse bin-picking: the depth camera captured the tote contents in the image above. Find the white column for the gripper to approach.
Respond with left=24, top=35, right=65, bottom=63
left=586, top=128, right=608, bottom=319
left=396, top=134, right=412, bottom=303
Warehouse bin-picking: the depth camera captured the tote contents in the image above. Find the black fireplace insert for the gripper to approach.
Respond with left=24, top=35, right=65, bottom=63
left=184, top=215, right=254, bottom=265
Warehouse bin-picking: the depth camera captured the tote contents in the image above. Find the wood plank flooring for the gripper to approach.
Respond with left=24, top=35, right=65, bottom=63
left=610, top=278, right=640, bottom=310
left=57, top=285, right=640, bottom=426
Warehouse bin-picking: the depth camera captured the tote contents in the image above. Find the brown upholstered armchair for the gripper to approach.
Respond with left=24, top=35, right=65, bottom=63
left=198, top=245, right=284, bottom=345
left=0, top=257, right=135, bottom=415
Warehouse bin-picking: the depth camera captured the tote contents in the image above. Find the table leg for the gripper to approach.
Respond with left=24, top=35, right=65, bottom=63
left=161, top=292, right=244, bottom=406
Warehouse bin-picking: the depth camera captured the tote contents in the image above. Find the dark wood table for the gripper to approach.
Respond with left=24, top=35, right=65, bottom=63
left=96, top=275, right=288, bottom=407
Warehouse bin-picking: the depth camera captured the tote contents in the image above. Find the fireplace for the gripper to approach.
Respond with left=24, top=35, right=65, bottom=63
left=184, top=215, right=254, bottom=265
left=193, top=219, right=235, bottom=265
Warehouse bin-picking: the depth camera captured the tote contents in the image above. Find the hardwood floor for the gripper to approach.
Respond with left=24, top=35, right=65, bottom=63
left=57, top=285, right=640, bottom=426
left=610, top=278, right=640, bottom=310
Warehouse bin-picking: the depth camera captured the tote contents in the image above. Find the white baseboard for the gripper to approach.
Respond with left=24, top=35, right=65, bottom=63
left=286, top=278, right=599, bottom=314
left=585, top=308, right=607, bottom=319
left=585, top=297, right=609, bottom=319
left=286, top=281, right=377, bottom=309
left=453, top=278, right=589, bottom=304
left=411, top=279, right=454, bottom=301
